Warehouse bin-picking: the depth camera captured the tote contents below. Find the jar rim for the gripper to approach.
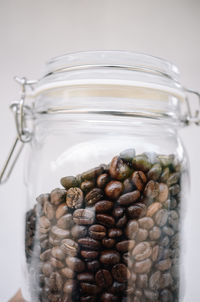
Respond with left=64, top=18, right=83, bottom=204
left=44, top=50, right=180, bottom=81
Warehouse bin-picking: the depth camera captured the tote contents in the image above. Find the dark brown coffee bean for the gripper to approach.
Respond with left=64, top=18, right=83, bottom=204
left=85, top=188, right=104, bottom=206
left=81, top=166, right=104, bottom=181
left=109, top=156, right=131, bottom=180
left=40, top=249, right=51, bottom=261
left=71, top=224, right=87, bottom=239
left=51, top=226, right=70, bottom=239
left=81, top=250, right=99, bottom=259
left=101, top=292, right=118, bottom=302
left=108, top=228, right=123, bottom=238
left=125, top=220, right=139, bottom=239
left=96, top=214, right=115, bottom=227
left=49, top=272, right=63, bottom=292
left=80, top=283, right=101, bottom=295
left=81, top=180, right=95, bottom=193
left=73, top=209, right=95, bottom=225
left=50, top=257, right=64, bottom=269
left=57, top=213, right=73, bottom=229
left=144, top=180, right=159, bottom=199
left=127, top=203, right=146, bottom=219
left=63, top=279, right=77, bottom=294
left=95, top=269, right=113, bottom=288
left=42, top=262, right=53, bottom=277
left=105, top=181, right=123, bottom=200
left=78, top=237, right=101, bottom=250
left=51, top=246, right=65, bottom=260
left=47, top=293, right=62, bottom=302
left=116, top=240, right=135, bottom=252
left=80, top=296, right=96, bottom=302
left=111, top=263, right=131, bottom=282
left=87, top=260, right=100, bottom=272
left=78, top=272, right=95, bottom=283
left=60, top=267, right=74, bottom=279
left=66, top=187, right=83, bottom=209
left=112, top=207, right=124, bottom=218
left=116, top=214, right=127, bottom=228
left=132, top=171, right=147, bottom=191
left=117, top=190, right=140, bottom=206
left=123, top=178, right=134, bottom=193
left=43, top=201, right=55, bottom=220
left=102, top=238, right=116, bottom=248
left=110, top=281, right=126, bottom=294
left=61, top=239, right=79, bottom=256
left=95, top=200, right=114, bottom=213
left=100, top=250, right=120, bottom=265
left=51, top=188, right=66, bottom=205
left=97, top=173, right=110, bottom=188
left=89, top=224, right=107, bottom=240
left=55, top=203, right=68, bottom=220
left=60, top=176, right=79, bottom=189
left=66, top=256, right=85, bottom=272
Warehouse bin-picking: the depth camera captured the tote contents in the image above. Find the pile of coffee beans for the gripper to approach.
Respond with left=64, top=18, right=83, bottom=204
left=25, top=149, right=181, bottom=302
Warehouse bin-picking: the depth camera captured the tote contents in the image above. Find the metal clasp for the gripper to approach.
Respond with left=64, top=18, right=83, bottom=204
left=184, top=88, right=200, bottom=126
left=0, top=77, right=37, bottom=184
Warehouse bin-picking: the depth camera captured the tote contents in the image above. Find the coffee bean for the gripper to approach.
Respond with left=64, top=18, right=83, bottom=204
left=116, top=240, right=135, bottom=252
left=163, top=226, right=174, bottom=236
left=66, top=187, right=84, bottom=209
left=73, top=209, right=95, bottom=225
left=95, top=200, right=114, bottom=213
left=63, top=279, right=77, bottom=294
left=40, top=249, right=51, bottom=262
left=102, top=238, right=116, bottom=248
left=120, top=148, right=135, bottom=162
left=158, top=183, right=169, bottom=202
left=151, top=245, right=159, bottom=262
left=156, top=259, right=172, bottom=271
left=159, top=154, right=174, bottom=167
left=109, top=156, right=131, bottom=180
left=81, top=250, right=99, bottom=259
left=51, top=246, right=65, bottom=260
left=117, top=190, right=140, bottom=206
left=144, top=289, right=158, bottom=301
left=138, top=217, right=154, bottom=230
left=89, top=224, right=106, bottom=240
left=36, top=193, right=50, bottom=206
left=81, top=180, right=95, bottom=193
left=110, top=281, right=126, bottom=294
left=167, top=172, right=180, bottom=186
left=161, top=235, right=170, bottom=247
left=96, top=214, right=115, bottom=227
left=133, top=154, right=152, bottom=171
left=43, top=201, right=55, bottom=220
left=42, top=262, right=53, bottom=277
left=81, top=166, right=104, bottom=181
left=51, top=188, right=66, bottom=205
left=160, top=272, right=173, bottom=289
left=160, top=167, right=170, bottom=183
left=78, top=272, right=95, bottom=283
left=50, top=257, right=64, bottom=269
left=112, top=263, right=130, bottom=282
left=71, top=225, right=87, bottom=239
left=85, top=188, right=104, bottom=206
left=80, top=283, right=101, bottom=295
left=108, top=228, right=123, bottom=238
left=149, top=271, right=162, bottom=291
left=169, top=184, right=180, bottom=196
left=97, top=173, right=110, bottom=188
left=39, top=216, right=50, bottom=230
left=49, top=272, right=63, bottom=292
left=160, top=289, right=173, bottom=302
left=60, top=267, right=74, bottom=279
left=148, top=163, right=162, bottom=181
left=125, top=220, right=139, bottom=239
left=127, top=203, right=146, bottom=219
left=101, top=292, right=118, bottom=302
left=105, top=181, right=123, bottom=200
left=95, top=269, right=113, bottom=288
left=144, top=180, right=159, bottom=199
left=61, top=239, right=79, bottom=256
left=55, top=203, right=68, bottom=220
left=154, top=209, right=168, bottom=226
left=57, top=214, right=73, bottom=229
left=87, top=260, right=100, bottom=272
left=78, top=237, right=101, bottom=250
left=149, top=226, right=161, bottom=240
left=51, top=226, right=70, bottom=239
left=132, top=242, right=152, bottom=261
left=116, top=215, right=127, bottom=228
left=49, top=236, right=60, bottom=247
left=123, top=178, right=134, bottom=193
left=112, top=207, right=124, bottom=218
left=60, top=176, right=79, bottom=189
left=100, top=250, right=120, bottom=265
left=146, top=202, right=162, bottom=217
left=132, top=171, right=147, bottom=191
left=136, top=274, right=148, bottom=288
left=134, top=259, right=152, bottom=274
left=80, top=296, right=96, bottom=302
left=65, top=256, right=85, bottom=272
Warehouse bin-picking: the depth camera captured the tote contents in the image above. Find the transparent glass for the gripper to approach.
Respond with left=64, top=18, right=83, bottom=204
left=22, top=51, right=188, bottom=302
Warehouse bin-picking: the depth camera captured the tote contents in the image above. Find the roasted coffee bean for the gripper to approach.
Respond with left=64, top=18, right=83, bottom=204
left=116, top=214, right=127, bottom=228
left=81, top=180, right=95, bottom=193
left=163, top=226, right=174, bottom=236
left=105, top=181, right=123, bottom=200
left=169, top=184, right=180, bottom=196
left=144, top=180, right=159, bottom=199
left=95, top=200, right=114, bottom=213
left=39, top=216, right=50, bottom=230
left=95, top=269, right=113, bottom=288
left=117, top=190, right=140, bottom=206
left=132, top=154, right=152, bottom=172
left=160, top=289, right=173, bottom=302
left=158, top=183, right=169, bottom=202
left=101, top=292, right=118, bottom=302
left=49, top=236, right=61, bottom=247
left=100, top=250, right=120, bottom=265
left=149, top=270, right=161, bottom=290
left=120, top=148, right=135, bottom=162
left=152, top=245, right=159, bottom=261
left=125, top=220, right=139, bottom=239
left=51, top=188, right=66, bottom=205
left=156, top=259, right=172, bottom=271
left=42, top=262, right=53, bottom=277
left=80, top=296, right=96, bottom=302
left=116, top=240, right=135, bottom=252
left=47, top=293, right=62, bottom=302
left=102, top=238, right=116, bottom=248
left=71, top=224, right=88, bottom=239
left=81, top=166, right=104, bottom=181
left=123, top=178, right=134, bottom=193
left=112, top=207, right=124, bottom=218
left=60, top=267, right=74, bottom=279
left=61, top=239, right=79, bottom=256
left=127, top=203, right=146, bottom=219
left=97, top=173, right=110, bottom=188
left=85, top=188, right=104, bottom=206
left=160, top=167, right=170, bottom=183
left=50, top=257, right=64, bottom=269
left=89, top=224, right=107, bottom=240
left=136, top=274, right=148, bottom=288
left=66, top=187, right=84, bottom=209
left=60, top=176, right=79, bottom=189
left=146, top=202, right=162, bottom=217
left=49, top=272, right=63, bottom=292
left=57, top=214, right=73, bottom=229
left=81, top=250, right=99, bottom=259
left=65, top=256, right=85, bottom=272
left=159, top=154, right=174, bottom=167
left=78, top=272, right=95, bottom=283
left=73, top=209, right=95, bottom=225
left=63, top=279, right=77, bottom=294
left=80, top=283, right=101, bottom=295
left=167, top=172, right=180, bottom=186
left=55, top=203, right=68, bottom=220
left=110, top=281, right=126, bottom=294
left=147, top=163, right=162, bottom=181
left=154, top=209, right=168, bottom=226
left=109, top=156, right=131, bottom=180
left=51, top=246, right=65, bottom=260
left=43, top=201, right=55, bottom=220
left=111, top=263, right=131, bottom=282
left=108, top=228, right=123, bottom=238
left=134, top=259, right=152, bottom=274
left=87, top=260, right=100, bottom=272
left=40, top=249, right=51, bottom=262
left=132, top=171, right=147, bottom=191
left=159, top=272, right=173, bottom=289
left=78, top=237, right=101, bottom=250
left=132, top=242, right=152, bottom=261
left=138, top=217, right=154, bottom=230
left=149, top=226, right=161, bottom=240
left=51, top=226, right=70, bottom=239
left=96, top=214, right=115, bottom=227
left=144, top=289, right=158, bottom=301
left=36, top=193, right=50, bottom=206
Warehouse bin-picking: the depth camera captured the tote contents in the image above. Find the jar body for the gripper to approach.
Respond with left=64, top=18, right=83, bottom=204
left=23, top=110, right=187, bottom=302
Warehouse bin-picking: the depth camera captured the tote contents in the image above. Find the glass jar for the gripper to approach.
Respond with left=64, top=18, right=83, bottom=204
left=2, top=51, right=200, bottom=302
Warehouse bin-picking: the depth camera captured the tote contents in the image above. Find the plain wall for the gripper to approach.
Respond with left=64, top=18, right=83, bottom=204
left=0, top=0, right=200, bottom=301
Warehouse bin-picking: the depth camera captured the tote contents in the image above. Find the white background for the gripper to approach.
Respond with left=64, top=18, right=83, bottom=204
left=0, top=0, right=200, bottom=301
